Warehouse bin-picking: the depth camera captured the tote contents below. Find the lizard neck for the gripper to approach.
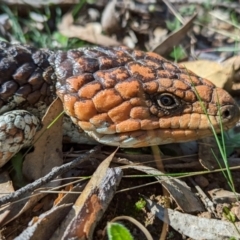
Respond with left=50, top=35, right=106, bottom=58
left=0, top=41, right=57, bottom=116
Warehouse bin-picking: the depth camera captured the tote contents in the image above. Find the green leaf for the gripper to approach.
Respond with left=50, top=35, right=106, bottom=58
left=107, top=222, right=133, bottom=240
left=165, top=18, right=181, bottom=32
left=223, top=206, right=236, bottom=223
left=169, top=46, right=187, bottom=62
left=135, top=198, right=146, bottom=211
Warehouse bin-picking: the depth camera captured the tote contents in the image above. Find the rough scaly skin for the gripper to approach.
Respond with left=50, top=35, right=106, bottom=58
left=52, top=46, right=240, bottom=147
left=0, top=41, right=239, bottom=166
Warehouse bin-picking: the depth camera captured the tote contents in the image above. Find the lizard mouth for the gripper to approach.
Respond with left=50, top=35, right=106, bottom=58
left=84, top=103, right=240, bottom=148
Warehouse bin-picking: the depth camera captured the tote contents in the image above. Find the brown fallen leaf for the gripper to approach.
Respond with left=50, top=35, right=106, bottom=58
left=223, top=55, right=240, bottom=73
left=0, top=147, right=100, bottom=227
left=0, top=172, right=14, bottom=198
left=22, top=98, right=63, bottom=181
left=180, top=60, right=233, bottom=91
left=151, top=13, right=197, bottom=55
left=208, top=188, right=240, bottom=204
left=101, top=0, right=121, bottom=35
left=145, top=196, right=240, bottom=239
left=59, top=12, right=121, bottom=47
left=223, top=56, right=240, bottom=92
left=14, top=204, right=72, bottom=240
left=53, top=150, right=123, bottom=239
left=0, top=99, right=63, bottom=226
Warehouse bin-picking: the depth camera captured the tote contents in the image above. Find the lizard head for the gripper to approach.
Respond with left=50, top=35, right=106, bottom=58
left=55, top=48, right=240, bottom=147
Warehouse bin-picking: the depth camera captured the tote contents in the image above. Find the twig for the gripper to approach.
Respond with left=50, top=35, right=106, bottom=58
left=0, top=145, right=101, bottom=206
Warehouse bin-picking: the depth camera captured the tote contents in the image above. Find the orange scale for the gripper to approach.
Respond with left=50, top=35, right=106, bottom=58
left=110, top=68, right=130, bottom=81
left=115, top=80, right=142, bottom=99
left=163, top=62, right=178, bottom=72
left=192, top=102, right=207, bottom=114
left=172, top=79, right=189, bottom=90
left=78, top=82, right=102, bottom=99
left=130, top=107, right=150, bottom=119
left=195, top=85, right=212, bottom=102
left=179, top=74, right=201, bottom=85
left=174, top=89, right=185, bottom=98
left=158, top=78, right=173, bottom=88
left=157, top=70, right=172, bottom=78
left=94, top=71, right=115, bottom=88
left=93, top=89, right=123, bottom=112
left=114, top=50, right=128, bottom=57
left=212, top=88, right=235, bottom=105
left=108, top=101, right=132, bottom=123
left=140, top=120, right=159, bottom=130
left=201, top=78, right=215, bottom=87
left=140, top=59, right=161, bottom=68
left=163, top=87, right=175, bottom=93
left=116, top=119, right=141, bottom=133
left=143, top=81, right=158, bottom=94
left=188, top=113, right=201, bottom=129
left=66, top=74, right=93, bottom=92
left=130, top=97, right=146, bottom=107
left=63, top=94, right=77, bottom=116
left=159, top=118, right=171, bottom=128
left=132, top=50, right=145, bottom=59
left=127, top=62, right=156, bottom=81
left=184, top=90, right=196, bottom=102
left=98, top=56, right=113, bottom=68
left=74, top=100, right=97, bottom=121
left=198, top=117, right=209, bottom=129
left=207, top=104, right=218, bottom=115
left=179, top=114, right=191, bottom=128
left=116, top=57, right=133, bottom=65
left=170, top=116, right=181, bottom=129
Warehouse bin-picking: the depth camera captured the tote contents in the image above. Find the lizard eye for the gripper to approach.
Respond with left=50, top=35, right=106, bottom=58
left=156, top=93, right=179, bottom=109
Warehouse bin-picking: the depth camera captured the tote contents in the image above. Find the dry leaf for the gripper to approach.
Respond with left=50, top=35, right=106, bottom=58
left=59, top=12, right=121, bottom=47
left=208, top=188, right=240, bottom=204
left=0, top=172, right=14, bottom=198
left=152, top=13, right=197, bottom=55
left=23, top=98, right=63, bottom=181
left=180, top=60, right=233, bottom=91
left=0, top=192, right=47, bottom=226
left=0, top=99, right=63, bottom=226
left=101, top=0, right=121, bottom=34
left=53, top=150, right=123, bottom=239
left=145, top=197, right=240, bottom=239
left=14, top=204, right=72, bottom=240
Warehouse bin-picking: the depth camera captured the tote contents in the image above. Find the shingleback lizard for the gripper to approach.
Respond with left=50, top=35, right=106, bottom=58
left=0, top=41, right=239, bottom=167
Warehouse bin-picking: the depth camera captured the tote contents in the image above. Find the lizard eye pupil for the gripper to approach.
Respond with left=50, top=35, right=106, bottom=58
left=156, top=93, right=179, bottom=109
left=155, top=93, right=180, bottom=110
left=160, top=95, right=174, bottom=106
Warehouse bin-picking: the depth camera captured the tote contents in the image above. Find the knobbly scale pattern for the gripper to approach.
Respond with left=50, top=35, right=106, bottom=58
left=0, top=41, right=239, bottom=166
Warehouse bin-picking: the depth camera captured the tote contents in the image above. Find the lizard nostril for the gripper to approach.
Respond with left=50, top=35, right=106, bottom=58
left=222, top=109, right=230, bottom=119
